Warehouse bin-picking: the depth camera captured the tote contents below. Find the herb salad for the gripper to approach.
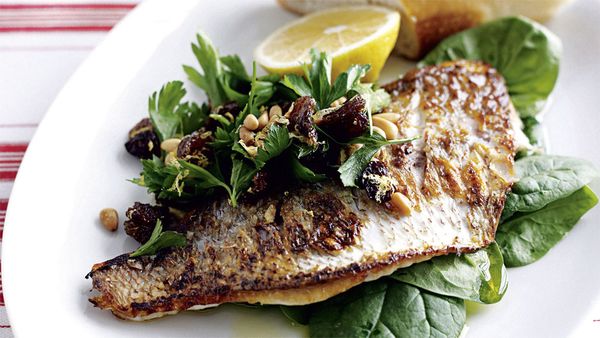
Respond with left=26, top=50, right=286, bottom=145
left=113, top=16, right=598, bottom=338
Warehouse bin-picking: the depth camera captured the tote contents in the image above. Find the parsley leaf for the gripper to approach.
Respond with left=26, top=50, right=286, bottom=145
left=290, top=155, right=326, bottom=183
left=330, top=64, right=370, bottom=104
left=220, top=54, right=250, bottom=81
left=183, top=33, right=227, bottom=106
left=178, top=160, right=231, bottom=192
left=281, top=74, right=312, bottom=97
left=132, top=156, right=231, bottom=201
left=130, top=219, right=187, bottom=257
left=131, top=156, right=190, bottom=199
left=281, top=49, right=371, bottom=109
left=254, top=124, right=291, bottom=168
left=229, top=157, right=257, bottom=206
left=338, top=134, right=417, bottom=187
left=148, top=81, right=207, bottom=141
left=184, top=33, right=279, bottom=108
left=228, top=125, right=292, bottom=204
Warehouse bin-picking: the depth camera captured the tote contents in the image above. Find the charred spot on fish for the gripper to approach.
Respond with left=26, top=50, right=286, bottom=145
left=254, top=223, right=285, bottom=256
left=305, top=192, right=361, bottom=252
left=316, top=95, right=368, bottom=142
left=173, top=261, right=197, bottom=291
left=288, top=222, right=311, bottom=253
left=288, top=96, right=318, bottom=145
left=390, top=142, right=416, bottom=168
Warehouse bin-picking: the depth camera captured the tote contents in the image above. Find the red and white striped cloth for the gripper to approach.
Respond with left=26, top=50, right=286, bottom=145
left=0, top=2, right=138, bottom=336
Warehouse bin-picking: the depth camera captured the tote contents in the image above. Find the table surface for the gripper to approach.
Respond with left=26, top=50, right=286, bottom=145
left=0, top=1, right=138, bottom=336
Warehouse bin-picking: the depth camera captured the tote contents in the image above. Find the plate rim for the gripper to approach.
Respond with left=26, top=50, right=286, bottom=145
left=1, top=0, right=202, bottom=336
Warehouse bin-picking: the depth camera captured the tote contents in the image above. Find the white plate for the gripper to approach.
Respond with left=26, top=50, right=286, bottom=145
left=3, top=0, right=600, bottom=337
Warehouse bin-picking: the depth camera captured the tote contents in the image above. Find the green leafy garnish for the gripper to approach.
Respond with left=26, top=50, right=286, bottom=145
left=254, top=124, right=291, bottom=168
left=130, top=219, right=187, bottom=257
left=280, top=306, right=310, bottom=326
left=520, top=116, right=544, bottom=150
left=184, top=33, right=278, bottom=108
left=338, top=134, right=417, bottom=187
left=148, top=81, right=208, bottom=141
left=228, top=158, right=257, bottom=205
left=132, top=156, right=230, bottom=201
left=307, top=280, right=466, bottom=338
left=282, top=49, right=373, bottom=109
left=497, top=186, right=598, bottom=267
left=183, top=33, right=227, bottom=106
left=420, top=16, right=561, bottom=118
left=502, top=155, right=600, bottom=220
left=289, top=156, right=326, bottom=183
left=392, top=243, right=508, bottom=304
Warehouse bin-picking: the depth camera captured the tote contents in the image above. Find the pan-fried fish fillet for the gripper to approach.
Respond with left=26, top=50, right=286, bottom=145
left=88, top=60, right=518, bottom=320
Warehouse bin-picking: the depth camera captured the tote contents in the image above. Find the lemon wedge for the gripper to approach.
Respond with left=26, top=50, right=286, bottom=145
left=255, top=6, right=400, bottom=82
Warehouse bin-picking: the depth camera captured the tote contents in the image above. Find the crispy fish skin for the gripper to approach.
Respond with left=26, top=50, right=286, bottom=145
left=88, top=60, right=517, bottom=320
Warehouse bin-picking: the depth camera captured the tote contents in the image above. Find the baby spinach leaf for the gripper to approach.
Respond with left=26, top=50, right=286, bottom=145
left=520, top=116, right=545, bottom=149
left=392, top=243, right=507, bottom=304
left=130, top=220, right=187, bottom=257
left=308, top=280, right=465, bottom=338
left=280, top=305, right=310, bottom=326
left=420, top=16, right=561, bottom=118
left=497, top=186, right=598, bottom=267
left=502, top=155, right=600, bottom=220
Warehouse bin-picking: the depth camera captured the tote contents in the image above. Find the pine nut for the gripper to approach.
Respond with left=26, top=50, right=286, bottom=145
left=245, top=145, right=258, bottom=157
left=372, top=116, right=399, bottom=140
left=330, top=96, right=347, bottom=108
left=239, top=126, right=254, bottom=145
left=390, top=192, right=412, bottom=216
left=99, top=208, right=118, bottom=231
left=269, top=105, right=282, bottom=119
left=374, top=113, right=401, bottom=122
left=243, top=114, right=260, bottom=131
left=165, top=151, right=179, bottom=166
left=258, top=112, right=269, bottom=129
left=372, top=126, right=387, bottom=139
left=284, top=103, right=294, bottom=118
left=160, top=138, right=181, bottom=153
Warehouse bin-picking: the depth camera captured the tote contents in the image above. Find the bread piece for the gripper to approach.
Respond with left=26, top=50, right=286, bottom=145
left=277, top=0, right=573, bottom=59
